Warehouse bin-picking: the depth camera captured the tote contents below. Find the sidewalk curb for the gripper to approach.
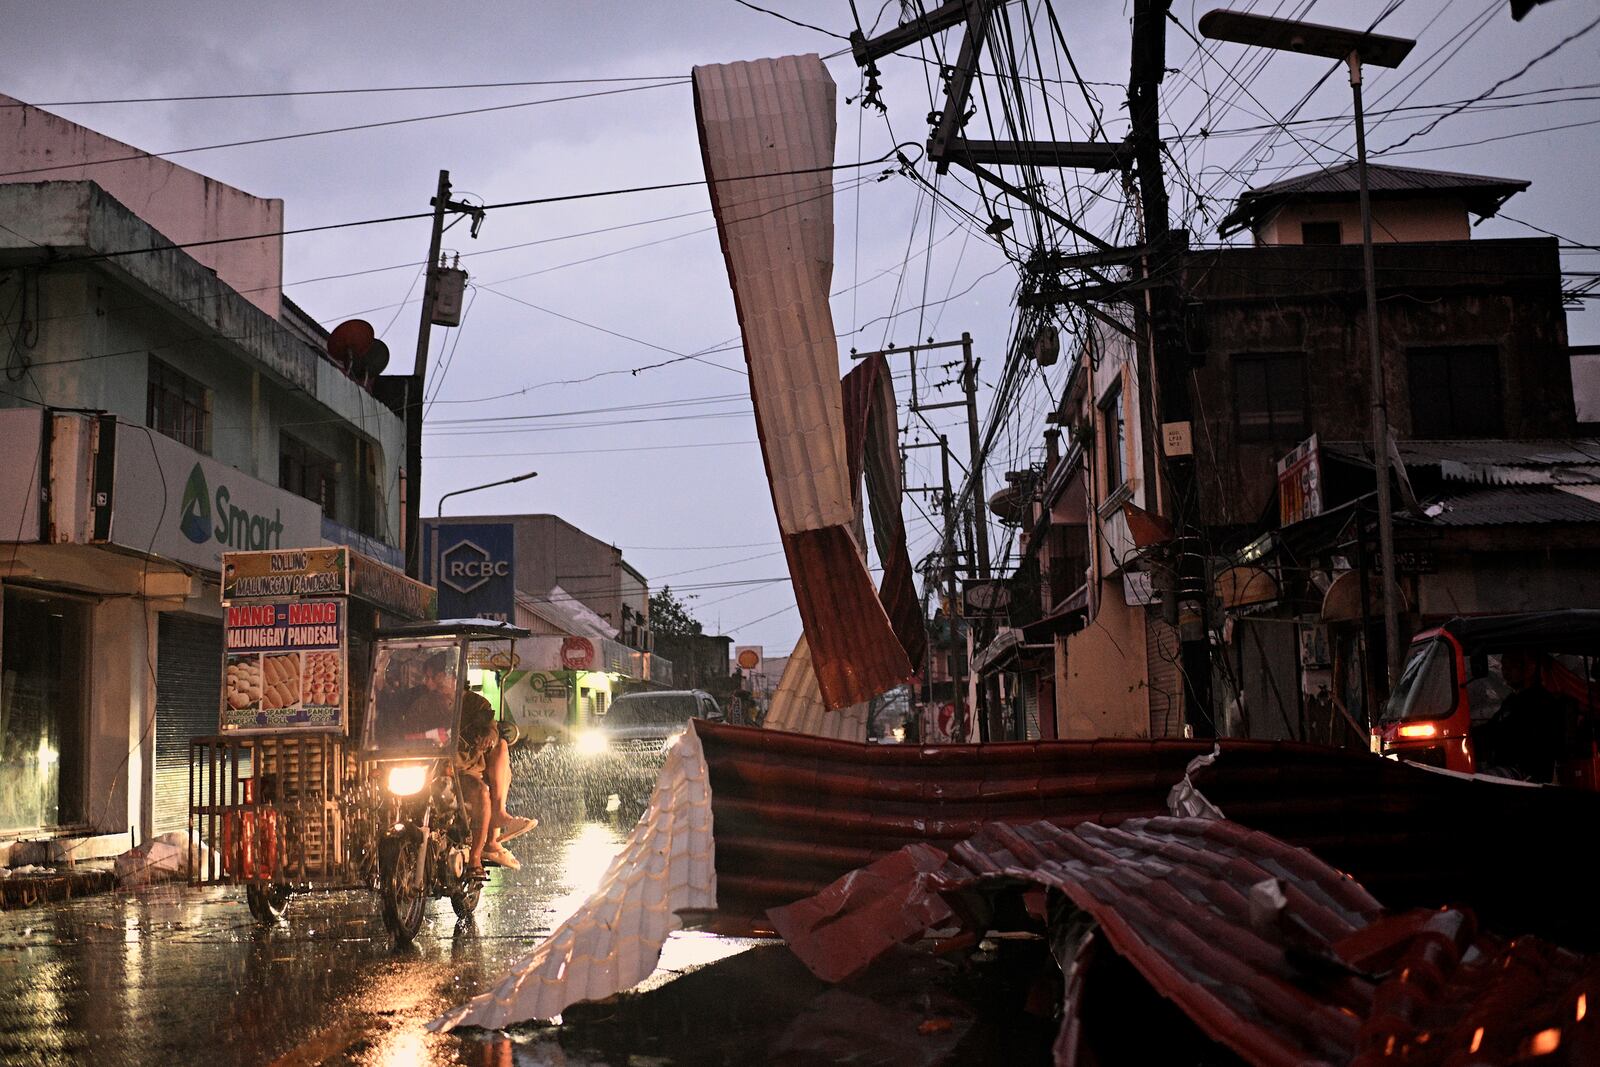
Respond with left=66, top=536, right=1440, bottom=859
left=0, top=868, right=117, bottom=911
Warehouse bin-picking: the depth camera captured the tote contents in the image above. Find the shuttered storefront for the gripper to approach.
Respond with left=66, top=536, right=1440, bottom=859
left=153, top=614, right=222, bottom=834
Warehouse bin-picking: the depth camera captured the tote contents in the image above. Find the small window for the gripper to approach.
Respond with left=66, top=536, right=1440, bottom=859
left=279, top=435, right=340, bottom=521
left=146, top=359, right=211, bottom=454
left=1233, top=353, right=1306, bottom=442
left=1408, top=346, right=1503, bottom=438
left=1100, top=382, right=1126, bottom=492
left=1300, top=221, right=1342, bottom=245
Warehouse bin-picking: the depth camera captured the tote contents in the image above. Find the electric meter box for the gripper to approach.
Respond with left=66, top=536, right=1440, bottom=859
left=431, top=267, right=469, bottom=327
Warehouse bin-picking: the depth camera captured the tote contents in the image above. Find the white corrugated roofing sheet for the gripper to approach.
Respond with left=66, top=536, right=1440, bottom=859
left=429, top=728, right=716, bottom=1031
left=693, top=55, right=849, bottom=535
left=694, top=55, right=912, bottom=710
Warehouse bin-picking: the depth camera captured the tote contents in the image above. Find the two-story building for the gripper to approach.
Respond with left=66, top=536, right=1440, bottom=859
left=0, top=98, right=404, bottom=850
left=993, top=161, right=1587, bottom=742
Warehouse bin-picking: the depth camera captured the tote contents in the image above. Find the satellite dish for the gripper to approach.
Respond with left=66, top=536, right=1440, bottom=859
left=353, top=338, right=390, bottom=380
left=328, top=319, right=376, bottom=371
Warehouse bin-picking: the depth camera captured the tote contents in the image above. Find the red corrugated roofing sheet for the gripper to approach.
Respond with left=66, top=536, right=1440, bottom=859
left=773, top=817, right=1600, bottom=1067
left=698, top=723, right=1600, bottom=952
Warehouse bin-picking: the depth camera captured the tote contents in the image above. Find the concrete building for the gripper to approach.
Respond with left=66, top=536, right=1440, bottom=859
left=0, top=101, right=404, bottom=849
left=990, top=161, right=1583, bottom=742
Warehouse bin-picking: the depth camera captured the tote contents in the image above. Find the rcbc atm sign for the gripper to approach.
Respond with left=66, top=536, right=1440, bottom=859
left=426, top=522, right=516, bottom=622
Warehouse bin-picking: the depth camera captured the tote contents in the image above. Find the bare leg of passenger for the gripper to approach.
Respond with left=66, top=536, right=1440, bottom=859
left=485, top=738, right=511, bottom=829
left=462, top=773, right=491, bottom=870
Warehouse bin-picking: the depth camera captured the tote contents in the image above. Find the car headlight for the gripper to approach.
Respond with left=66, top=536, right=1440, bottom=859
left=575, top=729, right=609, bottom=757
left=386, top=763, right=429, bottom=796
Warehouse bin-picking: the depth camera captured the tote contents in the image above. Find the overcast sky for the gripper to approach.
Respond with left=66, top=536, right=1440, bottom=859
left=5, top=0, right=1596, bottom=654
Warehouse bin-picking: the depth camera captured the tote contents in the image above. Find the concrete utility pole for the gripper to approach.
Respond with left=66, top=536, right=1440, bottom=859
left=939, top=435, right=968, bottom=743
left=853, top=336, right=994, bottom=739
left=1197, top=9, right=1417, bottom=695
left=404, top=170, right=486, bottom=578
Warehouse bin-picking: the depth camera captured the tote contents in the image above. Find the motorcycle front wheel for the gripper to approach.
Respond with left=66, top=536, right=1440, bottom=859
left=380, top=836, right=428, bottom=945
left=451, top=881, right=481, bottom=919
left=246, top=884, right=290, bottom=924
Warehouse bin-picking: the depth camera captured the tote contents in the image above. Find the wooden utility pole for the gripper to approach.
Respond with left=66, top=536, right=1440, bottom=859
left=1128, top=0, right=1212, bottom=733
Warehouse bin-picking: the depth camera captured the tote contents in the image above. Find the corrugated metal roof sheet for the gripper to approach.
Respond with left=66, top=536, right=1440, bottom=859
left=1219, top=162, right=1529, bottom=234
left=775, top=817, right=1600, bottom=1067
left=1323, top=438, right=1600, bottom=470
left=695, top=56, right=911, bottom=710
left=1422, top=486, right=1600, bottom=525
left=430, top=725, right=717, bottom=1032
left=761, top=635, right=870, bottom=741
left=1246, top=161, right=1529, bottom=200
left=699, top=722, right=1600, bottom=951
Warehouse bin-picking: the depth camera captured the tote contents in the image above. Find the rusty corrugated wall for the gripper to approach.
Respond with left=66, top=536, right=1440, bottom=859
left=693, top=56, right=912, bottom=711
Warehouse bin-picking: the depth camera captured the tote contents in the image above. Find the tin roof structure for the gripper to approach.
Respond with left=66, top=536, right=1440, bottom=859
left=1220, top=161, right=1529, bottom=235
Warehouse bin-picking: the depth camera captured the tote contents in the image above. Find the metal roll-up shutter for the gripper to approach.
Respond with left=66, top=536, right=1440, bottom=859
left=154, top=614, right=222, bottom=834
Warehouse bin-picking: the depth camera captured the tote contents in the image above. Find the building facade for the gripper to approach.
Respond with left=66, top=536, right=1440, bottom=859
left=0, top=104, right=404, bottom=848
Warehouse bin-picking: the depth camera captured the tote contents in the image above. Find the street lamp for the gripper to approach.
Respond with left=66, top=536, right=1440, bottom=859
left=1199, top=10, right=1416, bottom=698
left=437, top=470, right=538, bottom=517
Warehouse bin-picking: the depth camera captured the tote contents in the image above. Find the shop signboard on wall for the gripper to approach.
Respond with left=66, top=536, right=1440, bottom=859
left=425, top=522, right=516, bottom=622
left=109, top=422, right=323, bottom=574
left=350, top=551, right=438, bottom=621
left=220, top=598, right=346, bottom=733
left=1276, top=434, right=1324, bottom=527
left=501, top=670, right=571, bottom=742
left=222, top=547, right=348, bottom=600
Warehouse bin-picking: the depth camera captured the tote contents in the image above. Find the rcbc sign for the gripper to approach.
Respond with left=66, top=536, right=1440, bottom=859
left=440, top=541, right=509, bottom=594
left=426, top=522, right=516, bottom=623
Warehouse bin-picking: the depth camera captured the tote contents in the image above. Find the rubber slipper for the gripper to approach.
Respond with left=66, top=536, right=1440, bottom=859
left=483, top=845, right=522, bottom=872
left=496, top=814, right=537, bottom=844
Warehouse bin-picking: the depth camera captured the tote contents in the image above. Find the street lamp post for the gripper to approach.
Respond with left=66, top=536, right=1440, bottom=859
left=1199, top=10, right=1416, bottom=701
left=437, top=470, right=539, bottom=518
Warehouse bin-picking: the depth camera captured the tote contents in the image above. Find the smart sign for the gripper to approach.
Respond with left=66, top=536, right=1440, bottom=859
left=426, top=522, right=516, bottom=622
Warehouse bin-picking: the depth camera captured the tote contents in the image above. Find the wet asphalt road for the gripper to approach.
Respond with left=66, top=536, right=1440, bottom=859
left=0, top=801, right=724, bottom=1066
left=0, top=756, right=1055, bottom=1066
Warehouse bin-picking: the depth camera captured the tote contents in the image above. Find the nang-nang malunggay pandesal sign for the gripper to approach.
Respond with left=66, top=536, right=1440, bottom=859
left=221, top=599, right=347, bottom=733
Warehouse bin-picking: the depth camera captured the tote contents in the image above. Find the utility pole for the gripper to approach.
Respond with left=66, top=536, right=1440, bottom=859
left=404, top=170, right=485, bottom=578
left=1126, top=0, right=1213, bottom=735
left=853, top=336, right=994, bottom=738
left=940, top=436, right=968, bottom=743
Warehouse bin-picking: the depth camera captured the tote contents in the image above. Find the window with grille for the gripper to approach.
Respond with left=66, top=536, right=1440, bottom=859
left=1407, top=346, right=1503, bottom=438
left=1233, top=353, right=1307, bottom=442
left=279, top=434, right=340, bottom=521
left=146, top=358, right=211, bottom=454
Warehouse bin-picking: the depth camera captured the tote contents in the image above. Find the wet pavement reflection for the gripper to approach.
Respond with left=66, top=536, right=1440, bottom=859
left=0, top=757, right=1052, bottom=1066
left=0, top=793, right=711, bottom=1066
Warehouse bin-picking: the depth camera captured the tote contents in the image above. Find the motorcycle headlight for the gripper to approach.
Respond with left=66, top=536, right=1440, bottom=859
left=386, top=763, right=429, bottom=796
left=575, top=729, right=609, bottom=757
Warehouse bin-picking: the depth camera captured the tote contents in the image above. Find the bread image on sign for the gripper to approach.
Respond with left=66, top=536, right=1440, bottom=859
left=262, top=653, right=302, bottom=709
left=225, top=654, right=262, bottom=710
left=301, top=650, right=342, bottom=707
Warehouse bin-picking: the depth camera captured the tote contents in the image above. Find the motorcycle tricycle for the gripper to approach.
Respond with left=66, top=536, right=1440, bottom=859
left=363, top=620, right=530, bottom=944
left=193, top=619, right=529, bottom=946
